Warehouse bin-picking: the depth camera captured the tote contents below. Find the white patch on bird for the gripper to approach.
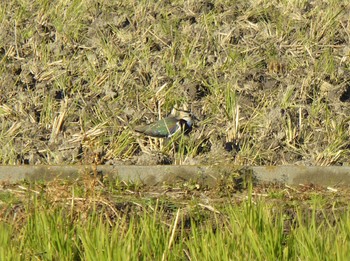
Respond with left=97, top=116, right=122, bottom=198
left=167, top=121, right=182, bottom=138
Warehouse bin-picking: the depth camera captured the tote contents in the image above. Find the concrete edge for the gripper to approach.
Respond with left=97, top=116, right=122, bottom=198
left=1, top=165, right=350, bottom=186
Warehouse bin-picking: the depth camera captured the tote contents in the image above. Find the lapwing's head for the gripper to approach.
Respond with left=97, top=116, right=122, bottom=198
left=171, top=108, right=198, bottom=131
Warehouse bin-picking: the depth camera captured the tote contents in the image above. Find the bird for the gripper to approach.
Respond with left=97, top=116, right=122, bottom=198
left=134, top=109, right=195, bottom=138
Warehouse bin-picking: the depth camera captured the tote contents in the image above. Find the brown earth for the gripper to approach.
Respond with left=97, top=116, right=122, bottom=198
left=1, top=1, right=350, bottom=166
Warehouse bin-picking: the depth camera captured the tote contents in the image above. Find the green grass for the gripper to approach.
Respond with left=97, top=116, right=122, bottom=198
left=0, top=180, right=350, bottom=260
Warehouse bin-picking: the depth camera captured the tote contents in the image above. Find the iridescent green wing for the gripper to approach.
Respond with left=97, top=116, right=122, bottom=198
left=143, top=118, right=179, bottom=137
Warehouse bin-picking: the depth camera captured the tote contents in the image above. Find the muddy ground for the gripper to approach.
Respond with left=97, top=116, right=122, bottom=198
left=1, top=1, right=350, bottom=166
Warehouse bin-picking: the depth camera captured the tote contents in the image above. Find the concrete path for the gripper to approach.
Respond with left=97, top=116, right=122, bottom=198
left=0, top=165, right=350, bottom=186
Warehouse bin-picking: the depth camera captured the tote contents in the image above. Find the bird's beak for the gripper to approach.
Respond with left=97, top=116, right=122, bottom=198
left=191, top=113, right=199, bottom=121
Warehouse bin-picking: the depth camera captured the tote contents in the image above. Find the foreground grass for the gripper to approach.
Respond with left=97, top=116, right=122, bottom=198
left=0, top=179, right=349, bottom=260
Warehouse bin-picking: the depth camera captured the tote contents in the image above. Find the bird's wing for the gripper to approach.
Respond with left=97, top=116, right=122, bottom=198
left=135, top=118, right=179, bottom=137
